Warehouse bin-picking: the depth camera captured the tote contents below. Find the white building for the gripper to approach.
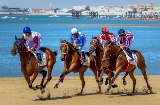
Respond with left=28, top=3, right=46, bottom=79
left=72, top=5, right=87, bottom=11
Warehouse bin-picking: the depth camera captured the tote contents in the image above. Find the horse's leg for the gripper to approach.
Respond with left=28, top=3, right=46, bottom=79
left=99, top=67, right=105, bottom=85
left=139, top=68, right=152, bottom=91
left=42, top=63, right=54, bottom=88
left=105, top=69, right=121, bottom=94
left=30, top=71, right=38, bottom=90
left=54, top=69, right=70, bottom=88
left=136, top=52, right=152, bottom=92
left=79, top=67, right=86, bottom=94
left=128, top=69, right=136, bottom=94
left=90, top=67, right=101, bottom=93
left=23, top=73, right=31, bottom=88
left=122, top=72, right=129, bottom=85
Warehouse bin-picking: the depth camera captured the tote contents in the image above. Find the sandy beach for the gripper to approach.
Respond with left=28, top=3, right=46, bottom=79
left=0, top=75, right=160, bottom=105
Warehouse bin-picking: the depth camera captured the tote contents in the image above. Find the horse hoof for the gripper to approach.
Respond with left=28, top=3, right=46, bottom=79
left=36, top=85, right=42, bottom=89
left=29, top=85, right=32, bottom=89
left=105, top=90, right=110, bottom=95
left=112, top=84, right=118, bottom=88
left=105, top=81, right=108, bottom=85
left=54, top=85, right=58, bottom=89
left=41, top=88, right=45, bottom=94
left=99, top=82, right=103, bottom=85
left=123, top=81, right=127, bottom=85
left=33, top=87, right=37, bottom=91
left=60, top=79, right=63, bottom=83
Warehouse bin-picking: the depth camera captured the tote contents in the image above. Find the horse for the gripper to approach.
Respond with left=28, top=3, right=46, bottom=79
left=101, top=42, right=152, bottom=94
left=10, top=36, right=57, bottom=94
left=89, top=36, right=120, bottom=87
left=54, top=39, right=101, bottom=94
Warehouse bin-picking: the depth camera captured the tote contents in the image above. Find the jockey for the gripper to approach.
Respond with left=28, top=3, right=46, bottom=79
left=70, top=28, right=87, bottom=62
left=98, top=27, right=116, bottom=47
left=117, top=29, right=134, bottom=62
left=21, top=26, right=42, bottom=63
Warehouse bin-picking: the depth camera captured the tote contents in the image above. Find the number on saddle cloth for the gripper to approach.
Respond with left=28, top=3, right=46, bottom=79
left=33, top=50, right=47, bottom=66
left=130, top=50, right=138, bottom=66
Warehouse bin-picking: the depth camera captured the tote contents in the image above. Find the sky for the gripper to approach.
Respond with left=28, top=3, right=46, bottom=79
left=0, top=0, right=160, bottom=9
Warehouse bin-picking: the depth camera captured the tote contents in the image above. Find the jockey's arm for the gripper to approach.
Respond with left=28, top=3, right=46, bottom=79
left=21, top=35, right=28, bottom=47
left=111, top=34, right=117, bottom=44
left=77, top=35, right=84, bottom=46
left=99, top=36, right=106, bottom=47
left=30, top=36, right=38, bottom=50
left=21, top=35, right=26, bottom=44
left=70, top=35, right=73, bottom=44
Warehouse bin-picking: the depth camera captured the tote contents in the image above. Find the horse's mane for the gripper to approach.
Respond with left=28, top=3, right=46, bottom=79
left=92, top=36, right=98, bottom=39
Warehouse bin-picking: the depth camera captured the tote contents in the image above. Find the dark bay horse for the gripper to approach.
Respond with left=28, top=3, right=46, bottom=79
left=101, top=42, right=152, bottom=94
left=54, top=39, right=101, bottom=94
left=89, top=36, right=115, bottom=85
left=11, top=36, right=57, bottom=93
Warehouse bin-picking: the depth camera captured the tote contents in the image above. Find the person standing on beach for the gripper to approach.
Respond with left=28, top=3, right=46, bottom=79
left=98, top=26, right=117, bottom=47
left=70, top=28, right=87, bottom=62
left=21, top=26, right=42, bottom=63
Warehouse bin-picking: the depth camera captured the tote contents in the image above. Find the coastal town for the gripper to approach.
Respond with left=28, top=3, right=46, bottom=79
left=0, top=3, right=160, bottom=19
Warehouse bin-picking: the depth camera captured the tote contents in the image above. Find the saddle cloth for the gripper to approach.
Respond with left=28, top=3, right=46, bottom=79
left=82, top=55, right=90, bottom=66
left=130, top=52, right=138, bottom=66
left=33, top=50, right=47, bottom=66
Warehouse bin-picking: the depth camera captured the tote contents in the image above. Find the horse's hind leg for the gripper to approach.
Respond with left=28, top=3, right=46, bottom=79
left=140, top=68, right=152, bottom=92
left=122, top=72, right=129, bottom=85
left=90, top=67, right=101, bottom=93
left=79, top=66, right=88, bottom=94
left=38, top=69, right=47, bottom=87
left=136, top=52, right=152, bottom=91
left=43, top=65, right=54, bottom=88
left=129, top=69, right=136, bottom=94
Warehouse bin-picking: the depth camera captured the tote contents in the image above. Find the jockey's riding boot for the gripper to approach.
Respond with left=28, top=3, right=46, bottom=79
left=125, top=48, right=133, bottom=61
left=81, top=51, right=86, bottom=62
left=36, top=53, right=42, bottom=63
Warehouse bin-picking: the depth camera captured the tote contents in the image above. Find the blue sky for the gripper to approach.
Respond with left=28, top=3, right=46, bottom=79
left=0, top=0, right=160, bottom=9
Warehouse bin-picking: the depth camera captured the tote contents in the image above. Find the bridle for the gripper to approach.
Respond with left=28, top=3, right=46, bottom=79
left=14, top=40, right=24, bottom=53
left=60, top=43, right=69, bottom=55
left=90, top=39, right=102, bottom=52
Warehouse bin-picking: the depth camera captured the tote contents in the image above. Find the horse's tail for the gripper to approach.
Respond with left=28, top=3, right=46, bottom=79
left=53, top=51, right=58, bottom=56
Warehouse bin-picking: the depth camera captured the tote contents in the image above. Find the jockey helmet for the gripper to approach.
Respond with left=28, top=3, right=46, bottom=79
left=118, top=29, right=125, bottom=36
left=23, top=26, right=31, bottom=33
left=71, top=28, right=78, bottom=34
left=102, top=27, right=109, bottom=33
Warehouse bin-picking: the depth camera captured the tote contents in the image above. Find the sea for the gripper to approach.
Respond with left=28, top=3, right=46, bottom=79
left=0, top=14, right=160, bottom=77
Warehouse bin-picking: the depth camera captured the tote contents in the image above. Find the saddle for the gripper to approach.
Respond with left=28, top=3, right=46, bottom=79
left=130, top=50, right=138, bottom=66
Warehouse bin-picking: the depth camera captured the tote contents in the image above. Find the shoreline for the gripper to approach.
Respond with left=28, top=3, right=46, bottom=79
left=52, top=24, right=160, bottom=26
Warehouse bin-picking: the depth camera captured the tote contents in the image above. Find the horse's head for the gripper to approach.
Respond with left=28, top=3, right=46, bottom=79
left=60, top=39, right=73, bottom=61
left=89, top=36, right=102, bottom=53
left=10, top=36, right=26, bottom=56
left=101, top=42, right=119, bottom=70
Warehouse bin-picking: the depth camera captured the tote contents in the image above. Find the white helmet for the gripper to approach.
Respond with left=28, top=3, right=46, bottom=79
left=71, top=28, right=78, bottom=34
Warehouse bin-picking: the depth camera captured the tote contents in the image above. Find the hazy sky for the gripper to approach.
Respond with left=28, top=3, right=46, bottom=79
left=0, top=0, right=160, bottom=9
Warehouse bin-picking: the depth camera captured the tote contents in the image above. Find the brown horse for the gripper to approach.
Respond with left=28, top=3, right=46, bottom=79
left=54, top=39, right=101, bottom=94
left=89, top=36, right=115, bottom=85
left=10, top=36, right=57, bottom=93
left=101, top=42, right=152, bottom=94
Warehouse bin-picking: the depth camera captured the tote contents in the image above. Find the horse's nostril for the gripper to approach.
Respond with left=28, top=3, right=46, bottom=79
left=61, top=58, right=64, bottom=61
left=103, top=67, right=107, bottom=70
